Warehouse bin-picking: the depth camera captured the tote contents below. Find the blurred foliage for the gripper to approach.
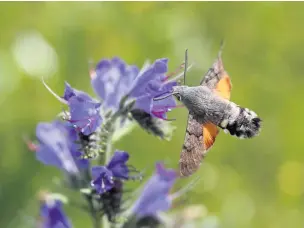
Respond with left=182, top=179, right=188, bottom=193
left=1, top=2, right=304, bottom=228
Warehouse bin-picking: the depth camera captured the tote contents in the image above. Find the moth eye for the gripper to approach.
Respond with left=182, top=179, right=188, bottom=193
left=175, top=94, right=182, bottom=101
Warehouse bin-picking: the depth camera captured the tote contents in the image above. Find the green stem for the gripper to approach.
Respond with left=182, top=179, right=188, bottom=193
left=98, top=98, right=133, bottom=227
left=102, top=216, right=110, bottom=228
left=98, top=113, right=117, bottom=165
left=85, top=195, right=101, bottom=228
left=101, top=131, right=113, bottom=228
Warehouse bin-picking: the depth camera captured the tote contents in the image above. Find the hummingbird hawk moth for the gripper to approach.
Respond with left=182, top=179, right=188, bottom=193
left=155, top=45, right=262, bottom=177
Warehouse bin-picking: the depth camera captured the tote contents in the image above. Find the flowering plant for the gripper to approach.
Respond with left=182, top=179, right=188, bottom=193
left=27, top=56, right=208, bottom=228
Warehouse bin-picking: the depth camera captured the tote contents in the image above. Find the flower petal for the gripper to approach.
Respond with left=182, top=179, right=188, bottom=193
left=35, top=121, right=89, bottom=173
left=64, top=125, right=89, bottom=169
left=91, top=57, right=139, bottom=111
left=91, top=166, right=114, bottom=194
left=40, top=199, right=72, bottom=228
left=129, top=58, right=168, bottom=98
left=36, top=122, right=79, bottom=174
left=63, top=81, right=92, bottom=102
left=128, top=58, right=179, bottom=120
left=132, top=163, right=177, bottom=218
left=68, top=96, right=102, bottom=135
left=132, top=95, right=152, bottom=116
left=91, top=166, right=108, bottom=180
left=106, top=151, right=129, bottom=179
left=36, top=144, right=62, bottom=167
left=156, top=162, right=177, bottom=181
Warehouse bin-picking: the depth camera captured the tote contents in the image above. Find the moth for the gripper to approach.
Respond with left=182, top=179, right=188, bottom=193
left=155, top=45, right=262, bottom=177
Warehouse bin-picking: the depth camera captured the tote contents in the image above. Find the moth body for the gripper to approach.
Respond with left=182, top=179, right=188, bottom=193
left=173, top=85, right=228, bottom=124
left=173, top=85, right=261, bottom=139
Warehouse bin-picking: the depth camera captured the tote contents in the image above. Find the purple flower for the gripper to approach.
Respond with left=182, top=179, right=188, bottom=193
left=91, top=151, right=130, bottom=194
left=39, top=198, right=72, bottom=228
left=151, top=95, right=177, bottom=120
left=35, top=120, right=89, bottom=174
left=63, top=82, right=102, bottom=135
left=129, top=58, right=178, bottom=120
left=90, top=58, right=139, bottom=112
left=132, top=163, right=177, bottom=218
left=91, top=166, right=114, bottom=194
left=106, top=150, right=129, bottom=179
left=90, top=57, right=179, bottom=120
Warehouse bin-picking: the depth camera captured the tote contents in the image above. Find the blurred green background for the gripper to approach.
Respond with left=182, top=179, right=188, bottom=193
left=1, top=2, right=304, bottom=228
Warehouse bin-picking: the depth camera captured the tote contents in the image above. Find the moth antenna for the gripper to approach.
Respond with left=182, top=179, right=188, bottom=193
left=183, top=49, right=188, bottom=85
left=42, top=77, right=68, bottom=105
left=153, top=92, right=179, bottom=101
left=218, top=39, right=225, bottom=58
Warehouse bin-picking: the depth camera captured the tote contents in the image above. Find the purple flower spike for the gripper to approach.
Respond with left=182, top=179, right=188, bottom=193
left=91, top=166, right=114, bottom=194
left=63, top=82, right=102, bottom=135
left=129, top=58, right=177, bottom=119
left=91, top=57, right=139, bottom=111
left=132, top=163, right=177, bottom=218
left=40, top=198, right=72, bottom=228
left=35, top=121, right=89, bottom=174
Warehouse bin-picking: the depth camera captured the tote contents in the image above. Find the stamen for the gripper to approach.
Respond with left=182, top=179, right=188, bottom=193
left=90, top=180, right=95, bottom=187
left=165, top=62, right=186, bottom=80
left=174, top=104, right=185, bottom=108
left=128, top=166, right=145, bottom=181
left=61, top=109, right=70, bottom=121
left=126, top=164, right=136, bottom=169
left=23, top=135, right=38, bottom=151
left=67, top=115, right=98, bottom=133
left=88, top=59, right=96, bottom=80
left=152, top=111, right=176, bottom=121
left=42, top=77, right=68, bottom=105
left=166, top=63, right=193, bottom=84
left=101, top=180, right=105, bottom=190
left=27, top=142, right=38, bottom=151
left=89, top=69, right=96, bottom=80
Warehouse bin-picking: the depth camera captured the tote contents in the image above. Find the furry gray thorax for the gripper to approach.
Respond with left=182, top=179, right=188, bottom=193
left=172, top=85, right=229, bottom=125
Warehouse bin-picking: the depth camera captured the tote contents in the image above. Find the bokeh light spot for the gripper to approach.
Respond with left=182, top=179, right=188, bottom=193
left=277, top=161, right=304, bottom=196
left=11, top=30, right=58, bottom=79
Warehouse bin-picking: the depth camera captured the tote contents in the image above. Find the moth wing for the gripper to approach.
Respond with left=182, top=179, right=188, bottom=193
left=202, top=122, right=219, bottom=150
left=200, top=48, right=232, bottom=100
left=179, top=114, right=219, bottom=177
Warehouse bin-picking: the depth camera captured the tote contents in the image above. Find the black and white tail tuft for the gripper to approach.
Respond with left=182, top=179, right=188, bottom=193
left=220, top=107, right=262, bottom=139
